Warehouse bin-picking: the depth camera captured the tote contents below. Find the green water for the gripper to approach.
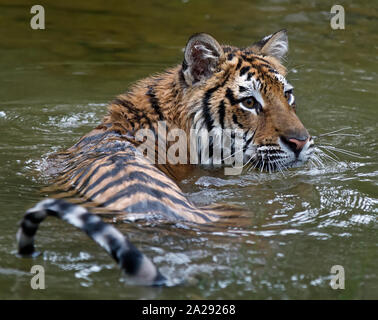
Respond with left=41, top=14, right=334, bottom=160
left=0, top=0, right=377, bottom=299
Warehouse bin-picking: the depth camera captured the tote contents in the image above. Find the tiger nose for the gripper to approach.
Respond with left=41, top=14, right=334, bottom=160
left=281, top=136, right=309, bottom=155
left=288, top=137, right=308, bottom=151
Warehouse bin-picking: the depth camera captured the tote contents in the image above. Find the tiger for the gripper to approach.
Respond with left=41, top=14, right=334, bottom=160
left=17, top=30, right=314, bottom=286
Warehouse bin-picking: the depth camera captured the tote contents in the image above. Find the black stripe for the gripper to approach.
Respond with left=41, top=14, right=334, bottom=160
left=112, top=98, right=135, bottom=111
left=247, top=72, right=255, bottom=81
left=58, top=153, right=114, bottom=188
left=119, top=241, right=143, bottom=275
left=232, top=114, right=243, bottom=129
left=25, top=213, right=45, bottom=224
left=208, top=135, right=214, bottom=160
left=18, top=243, right=34, bottom=255
left=242, top=55, right=271, bottom=66
left=202, top=77, right=229, bottom=132
left=256, top=63, right=274, bottom=70
left=235, top=58, right=242, bottom=70
left=245, top=130, right=255, bottom=147
left=81, top=159, right=157, bottom=196
left=218, top=100, right=225, bottom=130
left=241, top=54, right=254, bottom=63
left=239, top=86, right=247, bottom=92
left=100, top=183, right=194, bottom=212
left=56, top=164, right=90, bottom=188
left=253, top=56, right=272, bottom=65
left=243, top=130, right=255, bottom=152
left=87, top=170, right=179, bottom=201
left=112, top=99, right=156, bottom=132
left=20, top=221, right=38, bottom=237
left=99, top=183, right=212, bottom=223
left=112, top=98, right=146, bottom=124
left=182, top=59, right=188, bottom=71
left=146, top=85, right=164, bottom=120
left=230, top=131, right=235, bottom=157
left=73, top=162, right=102, bottom=188
left=81, top=212, right=107, bottom=235
left=74, top=132, right=108, bottom=148
left=104, top=234, right=123, bottom=262
left=77, top=160, right=115, bottom=193
left=268, top=68, right=279, bottom=75
left=239, top=66, right=250, bottom=77
left=264, top=154, right=286, bottom=160
left=225, top=88, right=240, bottom=105
left=202, top=90, right=215, bottom=132
left=51, top=199, right=76, bottom=216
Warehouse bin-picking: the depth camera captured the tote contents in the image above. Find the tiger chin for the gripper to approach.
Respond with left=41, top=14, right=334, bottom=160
left=17, top=30, right=314, bottom=286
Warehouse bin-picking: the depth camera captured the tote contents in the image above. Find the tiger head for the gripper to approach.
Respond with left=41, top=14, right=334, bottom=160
left=181, top=30, right=314, bottom=171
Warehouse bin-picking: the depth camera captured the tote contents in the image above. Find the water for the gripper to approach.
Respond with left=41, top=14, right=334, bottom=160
left=0, top=0, right=377, bottom=299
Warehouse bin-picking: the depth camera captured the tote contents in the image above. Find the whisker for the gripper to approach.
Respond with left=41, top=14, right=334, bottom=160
left=323, top=133, right=360, bottom=137
left=276, top=161, right=286, bottom=177
left=253, top=159, right=260, bottom=171
left=316, top=150, right=339, bottom=164
left=312, top=154, right=325, bottom=168
left=317, top=142, right=334, bottom=146
left=308, top=158, right=317, bottom=169
left=317, top=145, right=363, bottom=158
left=311, top=159, right=317, bottom=168
left=222, top=148, right=244, bottom=161
left=260, top=158, right=265, bottom=173
left=231, top=153, right=258, bottom=171
left=268, top=157, right=286, bottom=176
left=311, top=154, right=321, bottom=167
left=241, top=154, right=257, bottom=170
left=222, top=129, right=257, bottom=162
left=249, top=157, right=261, bottom=172
left=317, top=127, right=352, bottom=138
left=315, top=147, right=339, bottom=161
left=268, top=157, right=272, bottom=174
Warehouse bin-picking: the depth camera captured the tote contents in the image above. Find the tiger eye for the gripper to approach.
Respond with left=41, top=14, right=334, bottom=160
left=243, top=98, right=255, bottom=108
left=285, top=89, right=293, bottom=101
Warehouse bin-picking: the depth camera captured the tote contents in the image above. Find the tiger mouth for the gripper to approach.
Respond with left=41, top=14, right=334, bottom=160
left=244, top=144, right=312, bottom=172
left=246, top=154, right=307, bottom=172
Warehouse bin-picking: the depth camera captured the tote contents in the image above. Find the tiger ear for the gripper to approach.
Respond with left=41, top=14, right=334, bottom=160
left=182, top=33, right=224, bottom=85
left=250, top=29, right=288, bottom=61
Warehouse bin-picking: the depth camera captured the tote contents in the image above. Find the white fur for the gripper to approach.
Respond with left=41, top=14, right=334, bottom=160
left=61, top=206, right=87, bottom=229
left=261, top=34, right=273, bottom=42
left=263, top=32, right=288, bottom=60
